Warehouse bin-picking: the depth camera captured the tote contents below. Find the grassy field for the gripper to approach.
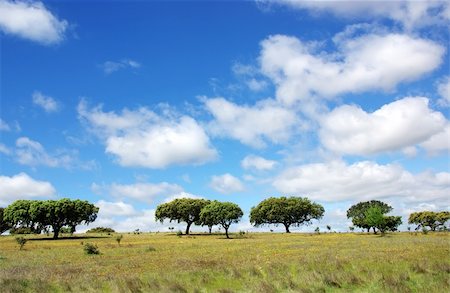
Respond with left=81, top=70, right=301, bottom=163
left=0, top=232, right=449, bottom=293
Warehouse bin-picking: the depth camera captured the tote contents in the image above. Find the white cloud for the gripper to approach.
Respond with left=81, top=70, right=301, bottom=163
left=100, top=59, right=141, bottom=74
left=420, top=123, right=450, bottom=154
left=109, top=182, right=183, bottom=202
left=246, top=78, right=268, bottom=92
left=269, top=0, right=449, bottom=30
left=241, top=155, right=277, bottom=171
left=210, top=173, right=245, bottom=194
left=319, top=97, right=446, bottom=155
left=437, top=76, right=450, bottom=107
left=0, top=143, right=11, bottom=155
left=260, top=33, right=444, bottom=105
left=15, top=137, right=73, bottom=168
left=0, top=173, right=56, bottom=205
left=78, top=100, right=217, bottom=168
left=0, top=118, right=10, bottom=131
left=0, top=0, right=68, bottom=45
left=162, top=191, right=204, bottom=203
left=32, top=91, right=60, bottom=113
left=273, top=160, right=450, bottom=203
left=95, top=200, right=137, bottom=217
left=204, top=97, right=298, bottom=147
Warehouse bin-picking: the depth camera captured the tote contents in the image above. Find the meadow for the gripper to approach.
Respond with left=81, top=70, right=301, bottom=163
left=0, top=232, right=449, bottom=293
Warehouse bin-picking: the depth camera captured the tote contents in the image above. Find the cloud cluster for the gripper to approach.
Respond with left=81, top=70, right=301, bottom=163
left=210, top=173, right=245, bottom=194
left=100, top=59, right=141, bottom=74
left=204, top=97, right=298, bottom=148
left=15, top=137, right=73, bottom=168
left=241, top=155, right=277, bottom=171
left=0, top=173, right=56, bottom=205
left=78, top=100, right=217, bottom=168
left=32, top=91, right=60, bottom=113
left=109, top=182, right=183, bottom=202
left=273, top=160, right=450, bottom=203
left=269, top=0, right=449, bottom=30
left=319, top=97, right=447, bottom=155
left=437, top=76, right=450, bottom=107
left=260, top=33, right=444, bottom=105
left=0, top=0, right=68, bottom=45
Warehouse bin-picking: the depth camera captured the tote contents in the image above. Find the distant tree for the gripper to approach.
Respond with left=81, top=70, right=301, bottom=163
left=65, top=200, right=99, bottom=233
left=347, top=200, right=392, bottom=233
left=3, top=200, right=44, bottom=234
left=200, top=201, right=243, bottom=239
left=326, top=225, right=331, bottom=232
left=155, top=198, right=210, bottom=235
left=86, top=227, right=115, bottom=234
left=250, top=197, right=324, bottom=233
left=408, top=211, right=450, bottom=231
left=349, top=226, right=355, bottom=232
left=382, top=216, right=402, bottom=232
left=0, top=207, right=12, bottom=234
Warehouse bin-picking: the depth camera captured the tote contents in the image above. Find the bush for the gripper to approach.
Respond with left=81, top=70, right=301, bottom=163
left=60, top=227, right=72, bottom=234
left=15, top=236, right=27, bottom=250
left=9, top=227, right=33, bottom=235
left=86, top=227, right=115, bottom=234
left=176, top=230, right=183, bottom=237
left=84, top=243, right=100, bottom=255
left=115, top=234, right=123, bottom=246
left=146, top=246, right=156, bottom=252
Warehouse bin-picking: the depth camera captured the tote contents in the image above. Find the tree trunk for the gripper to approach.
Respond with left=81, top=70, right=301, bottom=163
left=70, top=225, right=76, bottom=234
left=225, top=227, right=229, bottom=239
left=372, top=227, right=377, bottom=234
left=208, top=225, right=212, bottom=234
left=284, top=223, right=290, bottom=233
left=185, top=222, right=192, bottom=235
left=367, top=228, right=370, bottom=233
left=53, top=226, right=60, bottom=239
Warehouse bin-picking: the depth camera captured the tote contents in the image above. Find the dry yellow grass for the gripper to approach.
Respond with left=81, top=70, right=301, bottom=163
left=0, top=232, right=449, bottom=292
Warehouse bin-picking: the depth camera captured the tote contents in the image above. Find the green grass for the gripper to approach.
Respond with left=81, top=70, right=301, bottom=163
left=0, top=232, right=449, bottom=292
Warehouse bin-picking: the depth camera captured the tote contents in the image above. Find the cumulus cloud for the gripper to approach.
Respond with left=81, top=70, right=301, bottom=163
left=109, top=182, right=183, bottom=202
left=204, top=97, right=298, bottom=148
left=0, top=173, right=56, bottom=205
left=273, top=160, right=450, bottom=203
left=260, top=33, right=444, bottom=105
left=15, top=137, right=73, bottom=168
left=241, top=155, right=277, bottom=171
left=319, top=97, right=446, bottom=155
left=420, top=123, right=450, bottom=154
left=162, top=191, right=204, bottom=203
left=78, top=100, right=217, bottom=168
left=0, top=0, right=68, bottom=45
left=32, top=91, right=60, bottom=113
left=0, top=143, right=11, bottom=155
left=210, top=173, right=245, bottom=194
left=95, top=200, right=137, bottom=217
left=100, top=59, right=141, bottom=74
left=437, top=76, right=450, bottom=107
left=267, top=0, right=449, bottom=30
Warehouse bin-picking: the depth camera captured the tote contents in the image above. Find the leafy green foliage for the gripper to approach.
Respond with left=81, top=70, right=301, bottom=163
left=250, top=197, right=324, bottom=233
left=86, top=227, right=116, bottom=233
left=9, top=227, right=34, bottom=235
left=83, top=243, right=100, bottom=255
left=199, top=201, right=243, bottom=238
left=408, top=211, right=449, bottom=231
left=155, top=198, right=210, bottom=235
left=347, top=200, right=392, bottom=233
left=4, top=199, right=99, bottom=239
left=0, top=207, right=12, bottom=234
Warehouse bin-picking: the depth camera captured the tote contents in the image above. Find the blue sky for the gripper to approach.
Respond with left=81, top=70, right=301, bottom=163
left=0, top=0, right=449, bottom=233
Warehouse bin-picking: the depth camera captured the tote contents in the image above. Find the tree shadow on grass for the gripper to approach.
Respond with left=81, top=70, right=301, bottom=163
left=27, top=235, right=111, bottom=241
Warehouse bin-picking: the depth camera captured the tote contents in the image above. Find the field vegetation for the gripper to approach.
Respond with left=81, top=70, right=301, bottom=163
left=0, top=232, right=449, bottom=293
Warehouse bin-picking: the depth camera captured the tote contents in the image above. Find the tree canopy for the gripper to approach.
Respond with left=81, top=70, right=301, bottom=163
left=250, top=196, right=324, bottom=233
left=200, top=201, right=243, bottom=238
left=4, top=199, right=99, bottom=239
left=347, top=200, right=392, bottom=233
left=408, top=211, right=450, bottom=231
left=155, top=198, right=210, bottom=235
left=0, top=207, right=12, bottom=234
left=364, top=206, right=402, bottom=234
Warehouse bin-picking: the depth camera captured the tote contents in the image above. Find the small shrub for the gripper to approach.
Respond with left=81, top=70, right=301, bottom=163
left=422, top=227, right=429, bottom=235
left=115, top=234, right=123, bottom=246
left=60, top=227, right=72, bottom=234
left=314, top=227, right=320, bottom=234
left=176, top=230, right=183, bottom=237
left=86, top=227, right=115, bottom=234
left=84, top=243, right=100, bottom=255
left=15, top=236, right=27, bottom=250
left=10, top=227, right=33, bottom=235
left=146, top=246, right=156, bottom=252
left=239, top=230, right=245, bottom=235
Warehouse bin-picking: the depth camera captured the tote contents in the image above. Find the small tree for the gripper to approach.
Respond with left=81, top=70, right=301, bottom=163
left=326, top=225, right=331, bottom=232
left=250, top=197, right=324, bottom=233
left=409, top=211, right=450, bottom=231
left=199, top=201, right=243, bottom=239
left=349, top=226, right=355, bottom=232
left=347, top=200, right=392, bottom=233
left=15, top=236, right=27, bottom=250
left=115, top=235, right=123, bottom=246
left=155, top=198, right=210, bottom=235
